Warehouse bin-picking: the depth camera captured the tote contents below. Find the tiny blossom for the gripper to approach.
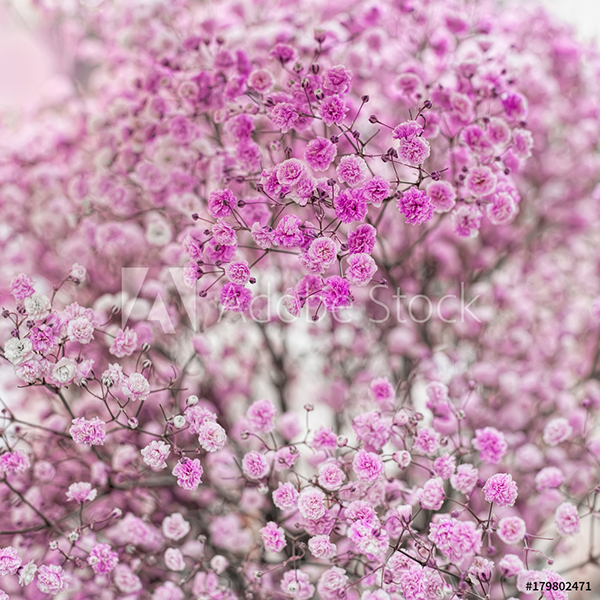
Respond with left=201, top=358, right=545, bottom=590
left=429, top=517, right=482, bottom=562
left=370, top=377, right=394, bottom=408
left=66, top=482, right=97, bottom=503
left=220, top=283, right=252, bottom=312
left=393, top=450, right=411, bottom=469
left=499, top=554, right=524, bottom=578
left=432, top=454, right=456, bottom=479
left=260, top=521, right=287, bottom=552
left=336, top=156, right=368, bottom=187
left=10, top=273, right=35, bottom=300
left=318, top=567, right=348, bottom=600
left=453, top=203, right=483, bottom=238
left=396, top=188, right=434, bottom=226
left=413, top=427, right=440, bottom=456
left=242, top=451, right=270, bottom=480
left=346, top=253, right=377, bottom=287
left=465, top=166, right=497, bottom=197
left=247, top=399, right=277, bottom=433
left=271, top=102, right=298, bottom=132
left=248, top=68, right=274, bottom=93
left=172, top=458, right=203, bottom=491
left=122, top=372, right=151, bottom=402
left=320, top=95, right=348, bottom=126
left=185, top=406, right=217, bottom=434
left=535, top=466, right=565, bottom=491
left=114, top=564, right=143, bottom=594
left=554, top=502, right=580, bottom=535
left=36, top=564, right=69, bottom=595
left=67, top=315, right=95, bottom=344
left=274, top=215, right=304, bottom=247
left=320, top=276, right=353, bottom=312
left=225, top=261, right=251, bottom=285
left=0, top=547, right=21, bottom=576
left=273, top=482, right=299, bottom=511
left=162, top=513, right=191, bottom=541
left=0, top=450, right=30, bottom=474
left=426, top=180, right=457, bottom=212
left=24, top=292, right=52, bottom=321
left=363, top=176, right=390, bottom=208
left=486, top=192, right=518, bottom=225
left=347, top=223, right=376, bottom=254
left=4, top=337, right=34, bottom=366
left=417, top=477, right=445, bottom=510
left=141, top=440, right=171, bottom=470
left=450, top=463, right=479, bottom=495
left=18, top=561, right=37, bottom=586
left=164, top=547, right=186, bottom=571
left=305, top=137, right=337, bottom=171
left=322, top=65, right=353, bottom=94
left=110, top=327, right=138, bottom=357
left=543, top=418, right=572, bottom=446
left=308, top=535, right=337, bottom=559
left=473, top=427, right=508, bottom=464
left=277, top=159, right=306, bottom=186
left=483, top=473, right=518, bottom=507
left=497, top=517, right=526, bottom=544
left=281, top=569, right=315, bottom=599
left=87, top=543, right=119, bottom=574
left=207, top=189, right=236, bottom=218
left=198, top=420, right=227, bottom=452
left=70, top=417, right=106, bottom=446
left=334, top=188, right=368, bottom=224
left=397, top=136, right=431, bottom=166
left=298, top=487, right=326, bottom=520
left=318, top=462, right=346, bottom=490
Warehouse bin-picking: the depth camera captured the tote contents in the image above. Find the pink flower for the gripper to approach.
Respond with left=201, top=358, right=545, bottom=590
left=450, top=464, right=478, bottom=495
left=225, top=261, right=251, bottom=285
left=277, top=159, right=306, bottom=186
left=141, top=440, right=171, bottom=470
left=198, top=421, right=227, bottom=452
left=347, top=224, right=376, bottom=254
left=172, top=458, right=203, bottom=491
left=499, top=554, right=524, bottom=577
left=535, top=466, right=564, bottom=491
left=320, top=95, right=348, bottom=126
left=543, top=418, right=572, bottom=446
left=298, top=487, right=326, bottom=520
left=305, top=137, right=337, bottom=171
left=260, top=521, right=287, bottom=552
left=162, top=513, right=191, bottom=541
left=417, top=477, right=445, bottom=510
left=452, top=203, right=482, bottom=238
left=164, top=547, right=186, bottom=571
left=396, top=188, right=434, bottom=226
left=271, top=102, right=298, bottom=132
left=486, top=192, right=517, bottom=225
left=413, top=427, right=440, bottom=456
left=87, top=543, right=119, bottom=574
left=109, top=327, right=138, bottom=357
left=483, top=473, right=518, bottom=507
left=66, top=316, right=95, bottom=344
left=336, top=156, right=368, bottom=187
left=497, top=516, right=526, bottom=544
left=10, top=273, right=35, bottom=300
left=36, top=564, right=69, bottom=595
left=320, top=276, right=353, bottom=312
left=308, top=534, right=337, bottom=559
left=473, top=427, right=507, bottom=464
left=248, top=69, right=274, bottom=93
left=220, top=283, right=252, bottom=312
left=242, top=451, right=270, bottom=480
left=0, top=546, right=21, bottom=576
left=322, top=65, right=352, bottom=94
left=70, top=417, right=106, bottom=446
left=122, top=372, right=150, bottom=402
left=334, top=188, right=368, bottom=223
left=274, top=214, right=304, bottom=248
left=114, top=564, right=143, bottom=594
left=554, top=502, right=580, bottom=535
left=0, top=450, right=30, bottom=474
left=352, top=450, right=384, bottom=483
left=318, top=463, right=346, bottom=491
left=247, top=399, right=277, bottom=433
left=397, top=136, right=431, bottom=166
left=362, top=177, right=390, bottom=208
left=345, top=253, right=377, bottom=287
left=426, top=180, right=456, bottom=212
left=272, top=482, right=299, bottom=511
left=66, top=481, right=97, bottom=503
left=281, top=569, right=315, bottom=599
left=465, top=166, right=497, bottom=197
left=207, top=188, right=236, bottom=218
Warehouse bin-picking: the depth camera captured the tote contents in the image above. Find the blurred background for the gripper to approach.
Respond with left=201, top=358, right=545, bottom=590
left=1, top=0, right=600, bottom=112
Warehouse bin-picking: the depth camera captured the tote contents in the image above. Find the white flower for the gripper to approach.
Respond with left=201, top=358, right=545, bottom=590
left=18, top=560, right=37, bottom=586
left=23, top=292, right=51, bottom=320
left=51, top=357, right=78, bottom=385
left=4, top=337, right=33, bottom=365
left=141, top=440, right=171, bottom=470
left=70, top=263, right=87, bottom=283
left=145, top=218, right=173, bottom=246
